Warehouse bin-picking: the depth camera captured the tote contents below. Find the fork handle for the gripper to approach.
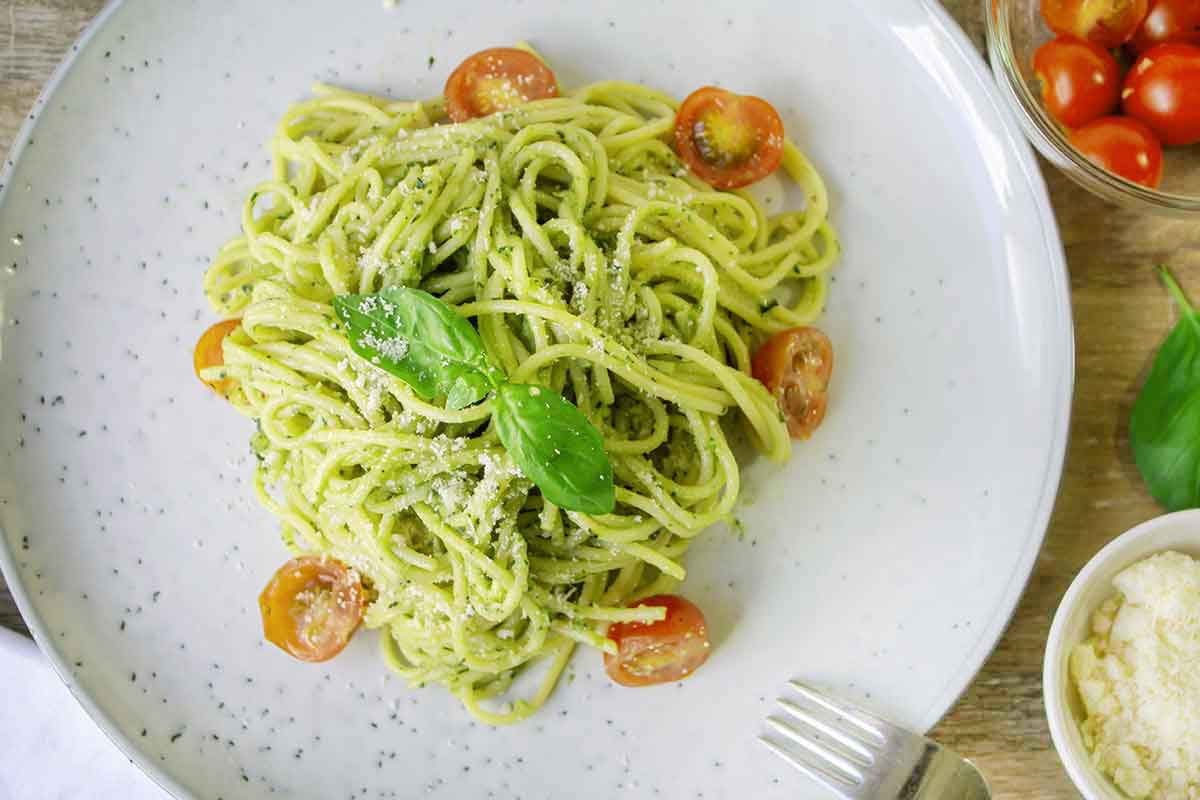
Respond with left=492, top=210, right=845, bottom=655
left=896, top=746, right=991, bottom=799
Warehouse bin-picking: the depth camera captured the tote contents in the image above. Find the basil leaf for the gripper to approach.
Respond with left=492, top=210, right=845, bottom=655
left=1131, top=267, right=1200, bottom=511
left=333, top=288, right=505, bottom=410
left=493, top=383, right=615, bottom=515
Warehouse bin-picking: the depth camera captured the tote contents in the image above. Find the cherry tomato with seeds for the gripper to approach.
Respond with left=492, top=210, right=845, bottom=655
left=1070, top=115, right=1164, bottom=187
left=194, top=318, right=241, bottom=397
left=1041, top=0, right=1150, bottom=47
left=673, top=87, right=786, bottom=189
left=604, top=595, right=712, bottom=687
left=751, top=327, right=834, bottom=440
left=1122, top=43, right=1200, bottom=145
left=1033, top=35, right=1123, bottom=127
left=259, top=556, right=366, bottom=663
left=1129, top=0, right=1200, bottom=53
left=443, top=47, right=559, bottom=122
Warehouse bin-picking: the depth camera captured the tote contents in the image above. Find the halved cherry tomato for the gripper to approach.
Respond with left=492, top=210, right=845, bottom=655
left=1041, top=0, right=1150, bottom=47
left=1033, top=36, right=1122, bottom=127
left=1122, top=43, right=1200, bottom=145
left=193, top=318, right=241, bottom=396
left=443, top=47, right=559, bottom=122
left=604, top=595, right=711, bottom=687
left=1129, top=0, right=1200, bottom=53
left=259, top=556, right=365, bottom=663
left=1070, top=115, right=1164, bottom=186
left=673, top=87, right=785, bottom=190
left=751, top=327, right=834, bottom=440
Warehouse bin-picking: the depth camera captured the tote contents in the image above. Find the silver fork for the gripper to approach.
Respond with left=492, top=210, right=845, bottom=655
left=759, top=681, right=991, bottom=799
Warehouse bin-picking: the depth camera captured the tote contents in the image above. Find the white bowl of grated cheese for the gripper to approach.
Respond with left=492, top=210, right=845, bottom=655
left=1045, top=509, right=1200, bottom=800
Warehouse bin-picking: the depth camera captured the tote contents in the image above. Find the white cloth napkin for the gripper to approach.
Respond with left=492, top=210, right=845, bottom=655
left=0, top=626, right=169, bottom=800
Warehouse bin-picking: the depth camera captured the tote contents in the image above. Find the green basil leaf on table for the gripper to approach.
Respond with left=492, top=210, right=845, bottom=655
left=333, top=287, right=505, bottom=410
left=1131, top=267, right=1200, bottom=511
left=493, top=383, right=616, bottom=515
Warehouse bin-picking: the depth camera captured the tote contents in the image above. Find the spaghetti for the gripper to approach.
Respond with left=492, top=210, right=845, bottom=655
left=200, top=72, right=838, bottom=723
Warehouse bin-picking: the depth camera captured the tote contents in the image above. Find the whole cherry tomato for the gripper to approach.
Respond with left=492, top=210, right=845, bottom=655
left=1122, top=43, right=1200, bottom=145
left=1033, top=35, right=1123, bottom=127
left=1070, top=115, right=1164, bottom=187
left=1041, top=0, right=1150, bottom=47
left=1129, top=0, right=1200, bottom=53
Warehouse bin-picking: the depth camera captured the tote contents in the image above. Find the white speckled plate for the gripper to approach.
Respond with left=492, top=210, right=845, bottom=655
left=0, top=0, right=1071, bottom=798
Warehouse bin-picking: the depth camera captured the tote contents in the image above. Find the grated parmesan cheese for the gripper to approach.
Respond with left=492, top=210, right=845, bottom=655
left=1071, top=551, right=1200, bottom=798
left=360, top=330, right=409, bottom=362
left=358, top=248, right=390, bottom=276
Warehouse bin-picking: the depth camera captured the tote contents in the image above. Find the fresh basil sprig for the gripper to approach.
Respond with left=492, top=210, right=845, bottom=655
left=492, top=383, right=615, bottom=515
left=334, top=287, right=506, bottom=411
left=335, top=288, right=615, bottom=514
left=1131, top=267, right=1200, bottom=511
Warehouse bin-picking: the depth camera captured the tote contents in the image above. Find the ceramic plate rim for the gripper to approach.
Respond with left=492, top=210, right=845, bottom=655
left=0, top=2, right=195, bottom=798
left=906, top=0, right=1075, bottom=731
left=0, top=1, right=1074, bottom=797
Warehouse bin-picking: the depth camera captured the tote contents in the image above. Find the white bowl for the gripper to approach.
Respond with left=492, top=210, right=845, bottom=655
left=1044, top=509, right=1200, bottom=799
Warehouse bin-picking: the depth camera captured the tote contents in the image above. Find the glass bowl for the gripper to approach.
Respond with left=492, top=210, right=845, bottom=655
left=986, top=0, right=1200, bottom=217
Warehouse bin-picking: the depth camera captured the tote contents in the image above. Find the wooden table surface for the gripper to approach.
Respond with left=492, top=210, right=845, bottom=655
left=1, top=1, right=1191, bottom=797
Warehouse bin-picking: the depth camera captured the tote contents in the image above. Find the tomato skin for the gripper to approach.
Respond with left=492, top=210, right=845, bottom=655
left=751, top=327, right=834, bottom=440
left=259, top=556, right=365, bottom=663
left=1122, top=43, right=1200, bottom=145
left=604, top=595, right=712, bottom=687
left=1129, top=0, right=1200, bottom=53
left=673, top=87, right=786, bottom=189
left=194, top=319, right=241, bottom=396
left=1070, top=115, right=1164, bottom=186
left=1041, top=0, right=1150, bottom=47
left=443, top=48, right=559, bottom=122
left=1033, top=36, right=1123, bottom=127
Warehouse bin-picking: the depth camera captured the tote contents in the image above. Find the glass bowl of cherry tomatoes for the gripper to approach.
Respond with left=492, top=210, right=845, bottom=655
left=987, top=0, right=1200, bottom=216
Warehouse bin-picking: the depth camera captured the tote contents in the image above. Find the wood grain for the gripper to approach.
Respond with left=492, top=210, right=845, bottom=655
left=0, top=1, right=1188, bottom=797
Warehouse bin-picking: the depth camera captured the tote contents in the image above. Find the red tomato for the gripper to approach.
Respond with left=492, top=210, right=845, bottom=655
left=1129, top=0, right=1200, bottom=53
left=673, top=87, right=785, bottom=189
left=1033, top=36, right=1123, bottom=127
left=1122, top=43, right=1200, bottom=144
left=260, top=556, right=366, bottom=662
left=604, top=595, right=712, bottom=687
left=1070, top=116, right=1164, bottom=186
left=193, top=318, right=241, bottom=396
left=1041, top=0, right=1150, bottom=47
left=751, top=327, right=834, bottom=440
left=443, top=48, right=559, bottom=122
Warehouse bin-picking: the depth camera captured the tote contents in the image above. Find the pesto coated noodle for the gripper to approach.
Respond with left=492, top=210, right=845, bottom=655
left=200, top=72, right=839, bottom=723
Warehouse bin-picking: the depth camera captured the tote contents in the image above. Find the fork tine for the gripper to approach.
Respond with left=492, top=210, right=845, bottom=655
left=765, top=716, right=865, bottom=782
left=758, top=736, right=854, bottom=800
left=788, top=681, right=887, bottom=743
left=776, top=697, right=876, bottom=764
